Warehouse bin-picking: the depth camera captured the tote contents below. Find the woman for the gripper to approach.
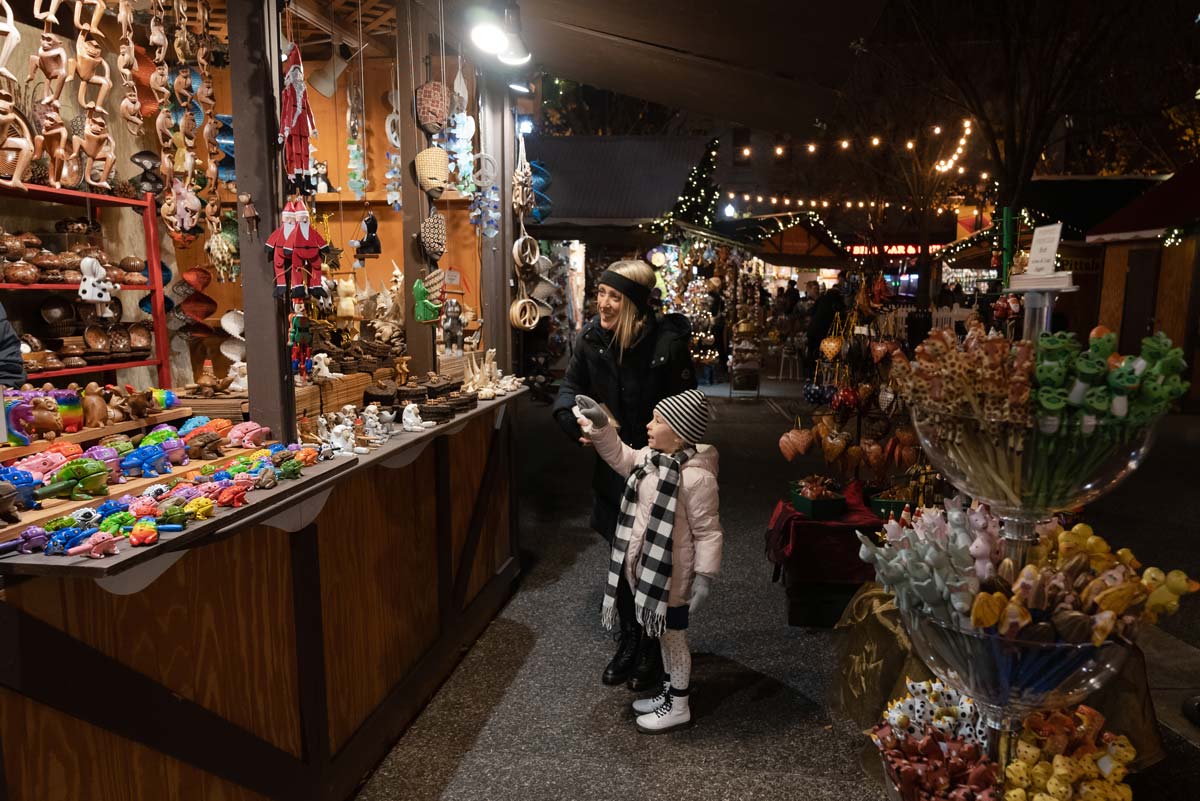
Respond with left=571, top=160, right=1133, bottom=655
left=553, top=260, right=697, bottom=691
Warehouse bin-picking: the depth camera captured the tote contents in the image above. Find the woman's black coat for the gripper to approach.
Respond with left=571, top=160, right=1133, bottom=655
left=552, top=312, right=697, bottom=540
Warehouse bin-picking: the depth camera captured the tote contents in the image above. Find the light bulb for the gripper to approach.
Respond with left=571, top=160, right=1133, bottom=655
left=980, top=171, right=989, bottom=180
left=742, top=146, right=752, bottom=157
left=724, top=203, right=736, bottom=218
left=743, top=193, right=750, bottom=201
left=870, top=136, right=880, bottom=146
left=774, top=145, right=784, bottom=156
left=840, top=140, right=850, bottom=149
left=906, top=141, right=914, bottom=150
left=770, top=196, right=778, bottom=204
left=933, top=125, right=942, bottom=134
left=807, top=143, right=816, bottom=153
left=470, top=17, right=508, bottom=54
left=756, top=195, right=763, bottom=202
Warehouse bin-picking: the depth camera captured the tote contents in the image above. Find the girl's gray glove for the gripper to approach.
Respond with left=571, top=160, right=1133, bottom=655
left=574, top=394, right=608, bottom=429
left=689, top=574, right=713, bottom=613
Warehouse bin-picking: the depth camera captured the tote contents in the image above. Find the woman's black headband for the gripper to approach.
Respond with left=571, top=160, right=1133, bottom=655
left=598, top=270, right=651, bottom=314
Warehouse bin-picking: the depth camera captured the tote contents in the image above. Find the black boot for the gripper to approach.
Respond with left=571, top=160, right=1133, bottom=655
left=627, top=633, right=664, bottom=691
left=602, top=619, right=640, bottom=686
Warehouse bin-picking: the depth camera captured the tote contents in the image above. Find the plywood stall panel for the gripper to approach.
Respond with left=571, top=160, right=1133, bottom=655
left=0, top=688, right=272, bottom=801
left=1154, top=237, right=1198, bottom=348
left=317, top=452, right=441, bottom=752
left=1098, top=243, right=1132, bottom=334
left=2, top=528, right=304, bottom=758
left=447, top=411, right=511, bottom=608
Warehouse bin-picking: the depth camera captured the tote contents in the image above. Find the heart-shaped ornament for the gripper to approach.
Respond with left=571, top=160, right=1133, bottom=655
left=779, top=431, right=797, bottom=462
left=794, top=428, right=814, bottom=455
left=862, top=438, right=884, bottom=469
left=871, top=341, right=890, bottom=363
left=823, top=431, right=849, bottom=463
left=820, top=336, right=844, bottom=361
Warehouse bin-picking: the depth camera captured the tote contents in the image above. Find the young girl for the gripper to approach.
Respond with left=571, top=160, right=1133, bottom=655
left=575, top=388, right=723, bottom=733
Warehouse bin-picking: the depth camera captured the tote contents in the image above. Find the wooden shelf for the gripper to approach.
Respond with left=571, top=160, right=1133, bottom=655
left=29, top=360, right=158, bottom=379
left=0, top=184, right=151, bottom=208
left=0, top=407, right=195, bottom=462
left=311, top=191, right=393, bottom=205
left=0, top=283, right=153, bottom=292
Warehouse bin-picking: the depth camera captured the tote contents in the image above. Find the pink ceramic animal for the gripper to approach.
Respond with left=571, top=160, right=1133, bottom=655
left=9, top=451, right=68, bottom=482
left=226, top=421, right=270, bottom=448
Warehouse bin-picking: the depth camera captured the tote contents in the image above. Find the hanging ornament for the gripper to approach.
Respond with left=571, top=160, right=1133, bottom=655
left=385, top=150, right=403, bottom=211
left=345, top=66, right=367, bottom=199
left=288, top=200, right=329, bottom=298
left=469, top=185, right=500, bottom=239
left=348, top=209, right=381, bottom=264
left=415, top=80, right=451, bottom=134
left=279, top=44, right=317, bottom=195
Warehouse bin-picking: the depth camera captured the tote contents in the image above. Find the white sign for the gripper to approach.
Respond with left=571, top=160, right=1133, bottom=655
left=445, top=269, right=461, bottom=287
left=1028, top=223, right=1063, bottom=275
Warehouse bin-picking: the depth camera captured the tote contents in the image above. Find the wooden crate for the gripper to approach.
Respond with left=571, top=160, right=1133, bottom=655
left=295, top=373, right=372, bottom=417
left=170, top=393, right=249, bottom=421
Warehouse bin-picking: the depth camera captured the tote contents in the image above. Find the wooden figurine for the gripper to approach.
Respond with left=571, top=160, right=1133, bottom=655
left=173, top=65, right=192, bottom=106
left=31, top=101, right=69, bottom=188
left=154, top=105, right=173, bottom=151
left=69, top=33, right=112, bottom=111
left=119, top=90, right=142, bottom=137
left=395, top=355, right=411, bottom=385
left=82, top=382, right=108, bottom=428
left=237, top=192, right=260, bottom=238
left=150, top=62, right=171, bottom=107
left=28, top=33, right=67, bottom=105
left=32, top=0, right=65, bottom=26
left=0, top=0, right=20, bottom=82
left=180, top=104, right=197, bottom=147
left=278, top=45, right=316, bottom=194
left=73, top=0, right=106, bottom=37
left=117, top=41, right=136, bottom=86
left=149, top=15, right=167, bottom=63
left=72, top=112, right=114, bottom=188
left=0, top=88, right=32, bottom=189
left=195, top=75, right=214, bottom=115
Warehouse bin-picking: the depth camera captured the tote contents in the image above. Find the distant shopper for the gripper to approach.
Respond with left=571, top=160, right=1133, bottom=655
left=553, top=260, right=697, bottom=693
left=575, top=388, right=723, bottom=734
left=0, top=301, right=25, bottom=388
left=784, top=279, right=801, bottom=312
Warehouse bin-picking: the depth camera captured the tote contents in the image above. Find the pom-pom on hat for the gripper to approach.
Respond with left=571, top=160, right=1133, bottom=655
left=654, top=389, right=710, bottom=446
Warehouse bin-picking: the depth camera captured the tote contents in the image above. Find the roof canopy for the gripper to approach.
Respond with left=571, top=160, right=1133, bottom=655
left=449, top=0, right=885, bottom=134
left=1088, top=163, right=1199, bottom=242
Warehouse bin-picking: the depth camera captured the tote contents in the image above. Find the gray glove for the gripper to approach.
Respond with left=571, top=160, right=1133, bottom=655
left=689, top=573, right=713, bottom=613
left=574, top=394, right=608, bottom=429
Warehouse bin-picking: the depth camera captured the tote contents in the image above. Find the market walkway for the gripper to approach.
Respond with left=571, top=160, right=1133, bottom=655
left=356, top=394, right=1200, bottom=800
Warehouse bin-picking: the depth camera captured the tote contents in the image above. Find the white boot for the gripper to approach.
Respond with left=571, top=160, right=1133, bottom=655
left=632, top=680, right=671, bottom=714
left=635, top=690, right=691, bottom=733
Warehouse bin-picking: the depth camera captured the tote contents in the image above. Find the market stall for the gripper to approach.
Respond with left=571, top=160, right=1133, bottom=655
left=0, top=0, right=527, bottom=798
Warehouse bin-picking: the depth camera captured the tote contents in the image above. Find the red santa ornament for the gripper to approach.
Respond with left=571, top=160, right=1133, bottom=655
left=279, top=45, right=316, bottom=195
left=264, top=201, right=299, bottom=298
left=288, top=200, right=329, bottom=298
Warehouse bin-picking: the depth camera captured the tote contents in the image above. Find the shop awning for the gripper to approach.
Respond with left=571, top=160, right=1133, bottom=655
left=1087, top=162, right=1199, bottom=242
left=524, top=134, right=710, bottom=226
left=448, top=0, right=886, bottom=134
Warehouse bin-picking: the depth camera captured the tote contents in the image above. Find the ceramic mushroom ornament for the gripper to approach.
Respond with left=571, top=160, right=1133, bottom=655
left=0, top=88, right=32, bottom=189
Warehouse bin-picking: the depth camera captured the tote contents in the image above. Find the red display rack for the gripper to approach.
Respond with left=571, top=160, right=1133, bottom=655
left=0, top=186, right=171, bottom=387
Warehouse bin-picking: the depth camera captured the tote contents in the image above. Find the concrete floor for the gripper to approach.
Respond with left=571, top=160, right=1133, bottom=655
left=354, top=390, right=1200, bottom=800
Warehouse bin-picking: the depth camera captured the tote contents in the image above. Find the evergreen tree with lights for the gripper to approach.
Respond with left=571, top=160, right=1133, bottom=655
left=682, top=277, right=718, bottom=371
left=651, top=138, right=721, bottom=233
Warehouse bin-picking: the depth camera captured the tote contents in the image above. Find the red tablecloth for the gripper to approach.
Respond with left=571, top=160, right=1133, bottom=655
left=765, top=480, right=881, bottom=584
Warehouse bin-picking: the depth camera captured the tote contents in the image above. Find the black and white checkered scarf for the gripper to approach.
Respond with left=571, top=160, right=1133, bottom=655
left=602, top=447, right=696, bottom=636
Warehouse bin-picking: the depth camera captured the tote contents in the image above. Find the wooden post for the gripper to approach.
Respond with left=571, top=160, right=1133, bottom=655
left=228, top=0, right=294, bottom=439
left=400, top=0, right=435, bottom=376
left=477, top=71, right=513, bottom=374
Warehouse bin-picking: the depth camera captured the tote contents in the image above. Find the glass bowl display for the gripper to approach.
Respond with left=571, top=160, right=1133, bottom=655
left=903, top=607, right=1130, bottom=764
left=909, top=410, right=1157, bottom=519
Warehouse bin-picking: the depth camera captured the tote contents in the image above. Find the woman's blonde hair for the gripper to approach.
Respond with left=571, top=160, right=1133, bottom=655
left=605, top=260, right=656, bottom=353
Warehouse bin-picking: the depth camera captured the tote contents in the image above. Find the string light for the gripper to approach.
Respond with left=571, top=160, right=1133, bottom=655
left=774, top=145, right=785, bottom=156
left=840, top=140, right=850, bottom=149
left=783, top=197, right=791, bottom=205
left=807, top=143, right=816, bottom=153
left=906, top=140, right=914, bottom=150
left=727, top=191, right=735, bottom=199
left=742, top=146, right=751, bottom=157
left=933, top=126, right=942, bottom=134
left=980, top=172, right=989, bottom=180
left=756, top=195, right=763, bottom=202
left=743, top=193, right=750, bottom=201
left=870, top=136, right=880, bottom=146
left=770, top=196, right=778, bottom=204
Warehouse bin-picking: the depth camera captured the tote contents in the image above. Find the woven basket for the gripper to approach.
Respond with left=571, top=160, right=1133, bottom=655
left=415, top=147, right=449, bottom=198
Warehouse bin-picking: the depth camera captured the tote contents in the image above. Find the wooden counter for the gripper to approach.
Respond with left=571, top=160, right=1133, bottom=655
left=0, top=390, right=525, bottom=801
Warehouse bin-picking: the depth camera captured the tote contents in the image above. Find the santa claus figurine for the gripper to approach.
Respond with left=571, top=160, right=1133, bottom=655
left=278, top=45, right=316, bottom=195
left=288, top=200, right=329, bottom=298
left=264, top=201, right=299, bottom=298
